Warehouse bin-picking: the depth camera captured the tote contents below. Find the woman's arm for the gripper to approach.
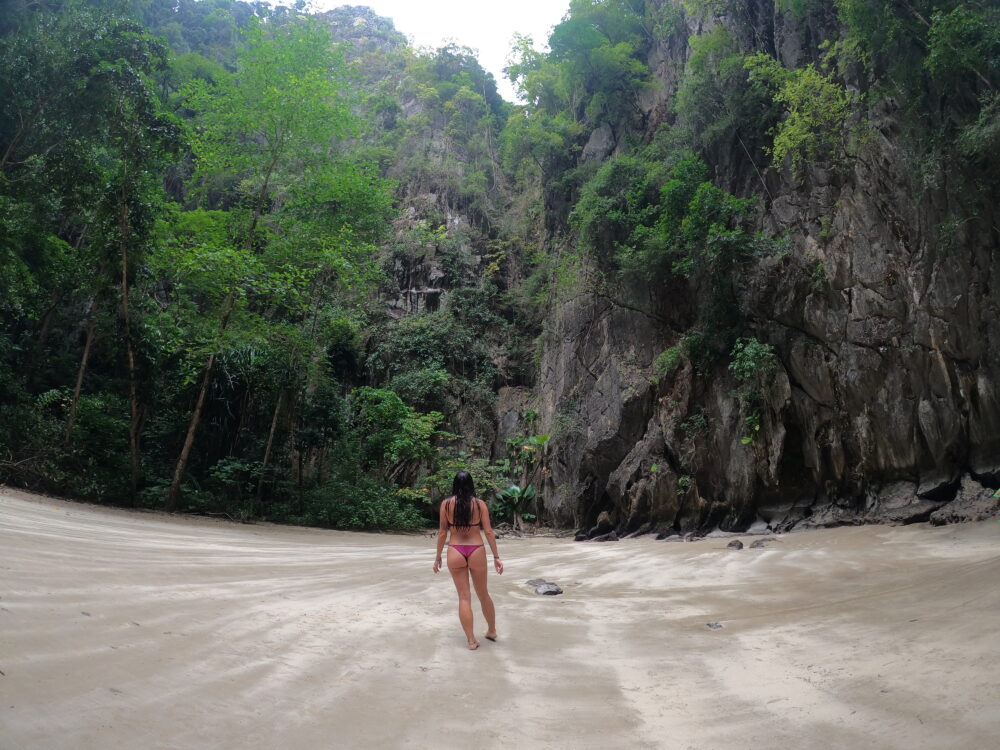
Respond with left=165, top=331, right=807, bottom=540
left=479, top=499, right=504, bottom=574
left=433, top=499, right=448, bottom=573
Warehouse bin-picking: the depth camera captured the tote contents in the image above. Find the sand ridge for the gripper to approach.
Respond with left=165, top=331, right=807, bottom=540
left=2, top=487, right=999, bottom=749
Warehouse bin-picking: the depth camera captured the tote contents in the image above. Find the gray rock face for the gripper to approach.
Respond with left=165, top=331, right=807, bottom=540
left=930, top=477, right=1000, bottom=525
left=863, top=482, right=944, bottom=525
left=581, top=123, right=617, bottom=162
left=727, top=540, right=744, bottom=550
left=511, top=3, right=1000, bottom=535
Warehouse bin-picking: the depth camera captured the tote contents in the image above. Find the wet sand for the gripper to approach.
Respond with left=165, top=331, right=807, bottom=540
left=2, top=487, right=999, bottom=749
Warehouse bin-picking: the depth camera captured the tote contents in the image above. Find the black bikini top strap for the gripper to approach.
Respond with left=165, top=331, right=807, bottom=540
left=446, top=496, right=482, bottom=528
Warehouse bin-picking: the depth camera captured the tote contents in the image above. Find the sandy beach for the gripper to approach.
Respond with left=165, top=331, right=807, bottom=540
left=1, top=488, right=998, bottom=749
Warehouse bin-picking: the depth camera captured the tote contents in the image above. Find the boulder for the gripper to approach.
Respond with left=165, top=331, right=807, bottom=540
left=794, top=504, right=861, bottom=529
left=876, top=500, right=941, bottom=525
left=864, top=482, right=943, bottom=525
left=590, top=530, right=619, bottom=542
left=727, top=539, right=744, bottom=550
left=525, top=578, right=563, bottom=595
left=930, top=477, right=1000, bottom=525
left=625, top=522, right=655, bottom=538
left=493, top=522, right=517, bottom=539
left=586, top=511, right=614, bottom=538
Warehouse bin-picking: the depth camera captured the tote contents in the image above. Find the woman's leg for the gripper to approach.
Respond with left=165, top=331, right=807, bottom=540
left=468, top=546, right=496, bottom=640
left=447, top=547, right=478, bottom=649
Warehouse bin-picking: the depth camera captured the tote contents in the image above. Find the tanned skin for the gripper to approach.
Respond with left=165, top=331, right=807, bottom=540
left=434, top=497, right=504, bottom=649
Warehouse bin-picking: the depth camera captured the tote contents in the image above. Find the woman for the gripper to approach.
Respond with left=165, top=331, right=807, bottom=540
left=433, top=471, right=503, bottom=650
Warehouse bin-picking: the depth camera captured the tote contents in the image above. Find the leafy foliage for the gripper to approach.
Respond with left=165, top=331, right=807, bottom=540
left=571, top=146, right=777, bottom=367
left=728, top=337, right=778, bottom=442
left=833, top=0, right=1000, bottom=182
left=653, top=346, right=683, bottom=379
left=302, top=477, right=425, bottom=530
left=728, top=337, right=777, bottom=385
left=744, top=53, right=852, bottom=175
left=511, top=0, right=652, bottom=130
left=349, top=387, right=442, bottom=473
left=496, top=484, right=538, bottom=527
left=3, top=0, right=997, bottom=532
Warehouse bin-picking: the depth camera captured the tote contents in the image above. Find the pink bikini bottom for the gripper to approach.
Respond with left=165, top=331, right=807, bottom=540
left=451, top=544, right=483, bottom=559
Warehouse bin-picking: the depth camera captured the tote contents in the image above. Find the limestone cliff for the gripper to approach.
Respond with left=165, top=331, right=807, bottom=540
left=524, top=0, right=1000, bottom=533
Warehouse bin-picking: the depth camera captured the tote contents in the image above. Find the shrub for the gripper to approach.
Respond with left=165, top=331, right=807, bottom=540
left=728, top=337, right=778, bottom=443
left=728, top=337, right=777, bottom=385
left=386, top=367, right=450, bottom=411
left=653, top=346, right=683, bottom=378
left=420, top=450, right=509, bottom=503
left=744, top=53, right=852, bottom=175
left=304, top=478, right=426, bottom=530
left=349, top=386, right=442, bottom=472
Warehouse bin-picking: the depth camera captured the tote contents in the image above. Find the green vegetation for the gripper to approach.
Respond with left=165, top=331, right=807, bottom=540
left=653, top=346, right=683, bottom=380
left=833, top=0, right=1000, bottom=185
left=744, top=53, right=852, bottom=175
left=2, top=0, right=996, bottom=529
left=495, top=484, right=537, bottom=531
left=728, top=337, right=778, bottom=386
left=728, top=337, right=778, bottom=442
left=570, top=144, right=779, bottom=368
left=0, top=1, right=471, bottom=529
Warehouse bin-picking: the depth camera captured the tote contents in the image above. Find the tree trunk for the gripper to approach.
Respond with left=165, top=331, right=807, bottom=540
left=254, top=389, right=286, bottom=517
left=297, top=448, right=305, bottom=515
left=30, top=289, right=64, bottom=373
left=317, top=440, right=326, bottom=485
left=64, top=313, right=96, bottom=443
left=166, top=289, right=236, bottom=511
left=119, top=201, right=141, bottom=504
left=165, top=352, right=216, bottom=512
left=125, top=338, right=142, bottom=504
left=168, top=159, right=277, bottom=513
left=37, top=225, right=90, bottom=376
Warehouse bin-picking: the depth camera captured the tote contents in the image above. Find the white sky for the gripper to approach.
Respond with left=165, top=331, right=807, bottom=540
left=309, top=1, right=570, bottom=100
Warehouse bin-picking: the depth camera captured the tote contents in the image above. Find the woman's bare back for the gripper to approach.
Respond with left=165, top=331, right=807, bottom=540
left=444, top=496, right=487, bottom=545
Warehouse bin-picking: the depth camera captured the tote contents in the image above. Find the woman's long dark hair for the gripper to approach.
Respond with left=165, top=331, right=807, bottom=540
left=451, top=471, right=477, bottom=528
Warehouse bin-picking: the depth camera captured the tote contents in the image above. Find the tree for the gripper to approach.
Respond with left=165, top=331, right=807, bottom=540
left=500, top=431, right=549, bottom=531
left=165, top=18, right=385, bottom=511
left=95, top=23, right=181, bottom=501
left=1, top=6, right=180, bottom=502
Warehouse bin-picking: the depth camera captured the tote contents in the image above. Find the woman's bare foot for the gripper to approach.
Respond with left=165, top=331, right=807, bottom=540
left=485, top=630, right=497, bottom=642
left=468, top=640, right=480, bottom=650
